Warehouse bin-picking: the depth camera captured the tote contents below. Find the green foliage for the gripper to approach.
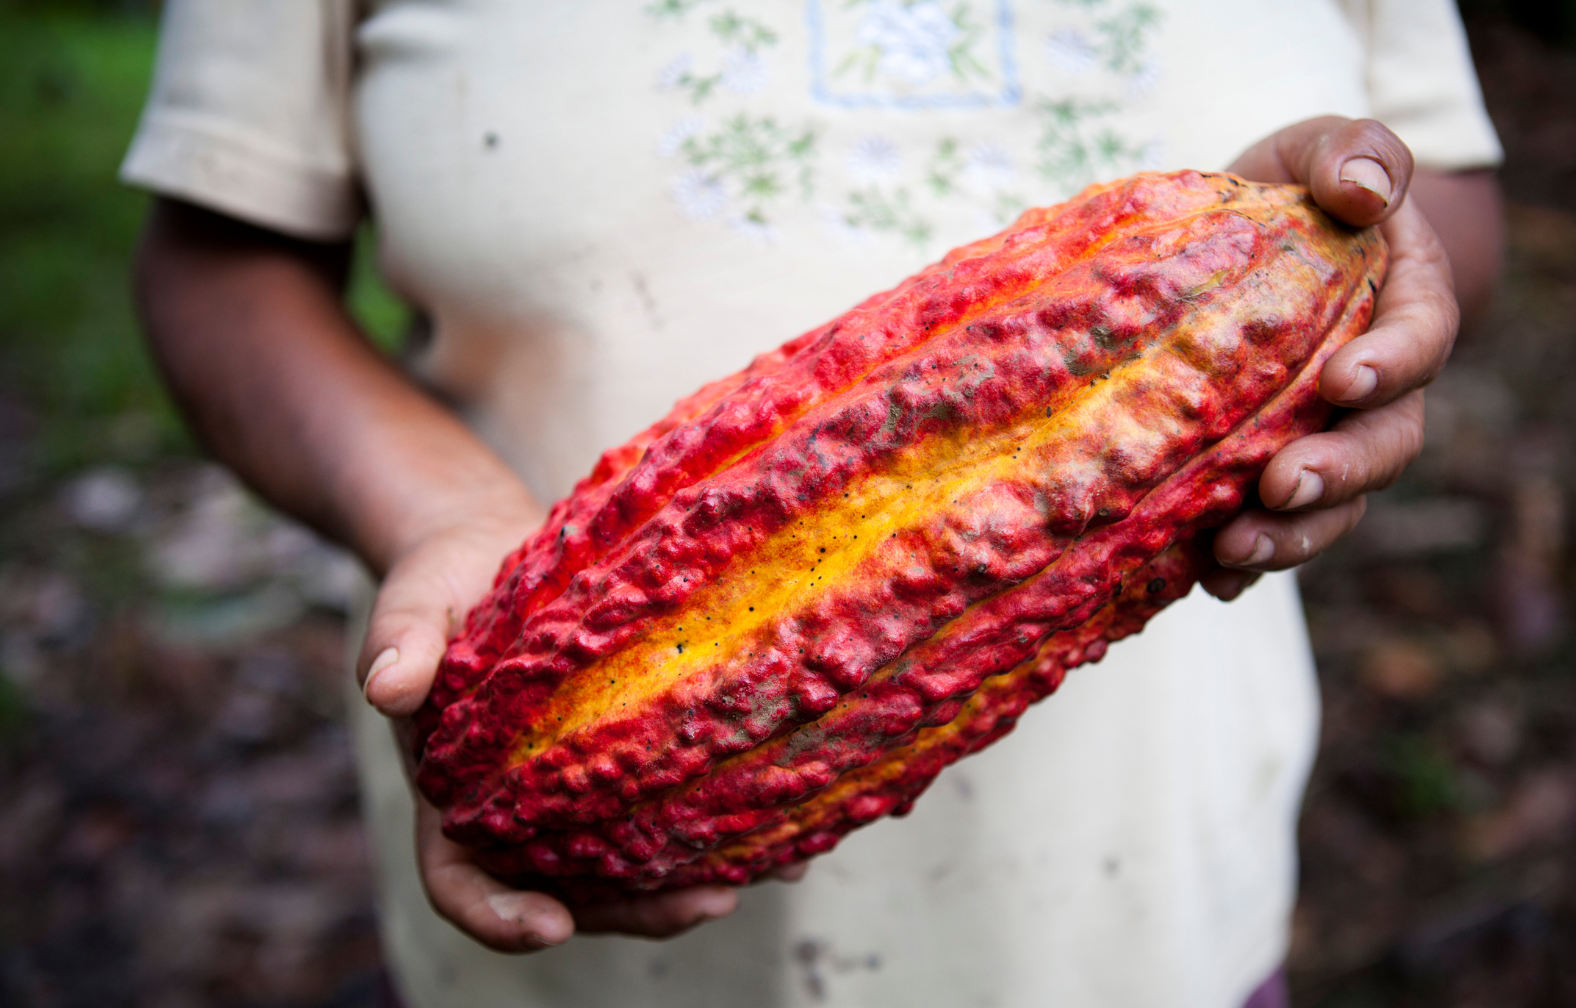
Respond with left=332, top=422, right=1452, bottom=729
left=0, top=10, right=177, bottom=473
left=0, top=8, right=411, bottom=475
left=348, top=226, right=412, bottom=356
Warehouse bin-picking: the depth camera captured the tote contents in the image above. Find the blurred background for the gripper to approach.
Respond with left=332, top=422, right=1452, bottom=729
left=0, top=1, right=1571, bottom=1005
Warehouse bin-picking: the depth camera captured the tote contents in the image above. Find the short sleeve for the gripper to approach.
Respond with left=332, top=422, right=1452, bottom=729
left=119, top=0, right=361, bottom=241
left=1337, top=0, right=1503, bottom=171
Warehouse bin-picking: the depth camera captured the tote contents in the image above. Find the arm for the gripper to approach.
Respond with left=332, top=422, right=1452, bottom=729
left=134, top=200, right=535, bottom=579
left=133, top=198, right=742, bottom=950
left=1201, top=118, right=1503, bottom=598
left=1408, top=166, right=1502, bottom=329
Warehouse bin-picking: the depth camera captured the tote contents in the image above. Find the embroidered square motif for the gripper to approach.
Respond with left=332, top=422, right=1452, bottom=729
left=807, top=0, right=1021, bottom=109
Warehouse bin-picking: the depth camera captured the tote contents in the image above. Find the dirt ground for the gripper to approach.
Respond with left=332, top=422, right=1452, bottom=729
left=0, top=7, right=1573, bottom=1008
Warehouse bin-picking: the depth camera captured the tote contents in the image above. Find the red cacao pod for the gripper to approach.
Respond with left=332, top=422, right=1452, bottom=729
left=415, top=170, right=1386, bottom=893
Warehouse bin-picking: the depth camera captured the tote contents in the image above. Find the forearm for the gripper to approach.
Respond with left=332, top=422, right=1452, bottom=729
left=1406, top=167, right=1503, bottom=329
left=134, top=199, right=538, bottom=575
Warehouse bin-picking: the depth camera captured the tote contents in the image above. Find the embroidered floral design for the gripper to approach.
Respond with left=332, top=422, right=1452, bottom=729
left=667, top=113, right=819, bottom=232
left=646, top=0, right=710, bottom=17
left=645, top=0, right=1164, bottom=250
left=837, top=185, right=934, bottom=246
left=671, top=167, right=729, bottom=219
left=720, top=48, right=770, bottom=94
left=654, top=1, right=780, bottom=103
left=963, top=141, right=1015, bottom=189
left=1044, top=27, right=1098, bottom=75
left=1032, top=2, right=1163, bottom=193
left=845, top=2, right=974, bottom=85
left=710, top=9, right=779, bottom=51
left=658, top=115, right=708, bottom=157
left=1087, top=3, right=1158, bottom=76
left=650, top=3, right=813, bottom=234
left=847, top=134, right=904, bottom=183
left=809, top=0, right=1019, bottom=109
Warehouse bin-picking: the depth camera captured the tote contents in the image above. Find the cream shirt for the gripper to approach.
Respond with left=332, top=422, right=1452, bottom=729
left=123, top=3, right=1499, bottom=1006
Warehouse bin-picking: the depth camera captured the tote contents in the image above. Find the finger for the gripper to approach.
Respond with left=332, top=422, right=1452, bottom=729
left=1199, top=567, right=1261, bottom=602
left=1214, top=497, right=1368, bottom=572
left=767, top=861, right=810, bottom=882
left=573, top=886, right=740, bottom=938
left=1258, top=391, right=1424, bottom=511
left=1227, top=116, right=1413, bottom=226
left=416, top=797, right=574, bottom=952
left=1320, top=202, right=1458, bottom=407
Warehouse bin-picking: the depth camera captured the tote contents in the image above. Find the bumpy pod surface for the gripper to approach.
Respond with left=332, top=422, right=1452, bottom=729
left=417, top=170, right=1387, bottom=891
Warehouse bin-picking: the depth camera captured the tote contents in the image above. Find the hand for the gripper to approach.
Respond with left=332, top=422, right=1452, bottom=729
left=1200, top=117, right=1458, bottom=600
left=356, top=492, right=748, bottom=951
left=133, top=197, right=786, bottom=952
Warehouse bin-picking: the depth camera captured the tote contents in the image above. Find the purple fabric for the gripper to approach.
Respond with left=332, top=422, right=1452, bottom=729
left=1241, top=967, right=1290, bottom=1008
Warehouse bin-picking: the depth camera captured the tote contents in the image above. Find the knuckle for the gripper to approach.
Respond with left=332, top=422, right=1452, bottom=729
left=1351, top=118, right=1413, bottom=173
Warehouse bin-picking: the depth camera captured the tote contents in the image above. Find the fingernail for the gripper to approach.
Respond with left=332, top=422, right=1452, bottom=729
left=1339, top=157, right=1392, bottom=205
left=486, top=893, right=565, bottom=945
left=362, top=646, right=400, bottom=702
left=1338, top=365, right=1378, bottom=402
left=1232, top=534, right=1274, bottom=570
left=1281, top=470, right=1325, bottom=510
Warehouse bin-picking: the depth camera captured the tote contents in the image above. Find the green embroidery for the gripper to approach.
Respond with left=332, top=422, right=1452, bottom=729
left=646, top=0, right=712, bottom=19
left=666, top=63, right=724, bottom=104
left=710, top=10, right=779, bottom=52
left=837, top=186, right=934, bottom=246
left=1092, top=4, right=1160, bottom=76
left=647, top=0, right=1165, bottom=247
left=674, top=115, right=819, bottom=226
left=833, top=134, right=1026, bottom=249
left=1033, top=2, right=1163, bottom=195
left=923, top=137, right=965, bottom=198
left=1033, top=97, right=1148, bottom=190
left=656, top=4, right=781, bottom=104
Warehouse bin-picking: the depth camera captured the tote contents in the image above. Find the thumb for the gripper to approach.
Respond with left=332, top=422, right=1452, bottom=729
left=358, top=505, right=543, bottom=718
left=358, top=548, right=472, bottom=718
left=1227, top=116, right=1414, bottom=227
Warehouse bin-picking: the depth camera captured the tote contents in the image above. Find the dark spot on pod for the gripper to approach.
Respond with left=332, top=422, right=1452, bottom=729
left=1241, top=314, right=1286, bottom=346
left=1147, top=577, right=1166, bottom=594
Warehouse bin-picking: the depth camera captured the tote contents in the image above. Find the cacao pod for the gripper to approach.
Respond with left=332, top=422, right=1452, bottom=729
left=415, top=170, right=1386, bottom=893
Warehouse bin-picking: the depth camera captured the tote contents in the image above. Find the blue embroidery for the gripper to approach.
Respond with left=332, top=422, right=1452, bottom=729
left=807, top=0, right=1022, bottom=110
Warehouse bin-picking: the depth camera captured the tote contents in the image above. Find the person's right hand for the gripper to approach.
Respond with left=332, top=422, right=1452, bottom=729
left=356, top=493, right=746, bottom=952
left=133, top=197, right=767, bottom=952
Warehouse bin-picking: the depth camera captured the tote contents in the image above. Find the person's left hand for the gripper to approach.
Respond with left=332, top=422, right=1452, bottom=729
left=1200, top=116, right=1458, bottom=599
